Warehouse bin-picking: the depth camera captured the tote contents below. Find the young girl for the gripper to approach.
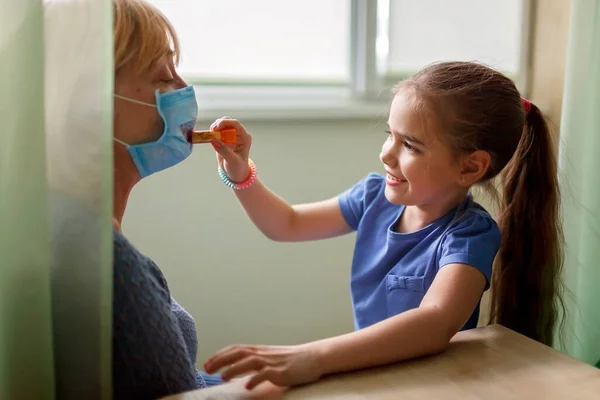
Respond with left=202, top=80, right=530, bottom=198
left=204, top=61, right=564, bottom=389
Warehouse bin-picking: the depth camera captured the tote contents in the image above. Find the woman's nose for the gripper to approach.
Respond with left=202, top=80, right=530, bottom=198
left=173, top=70, right=187, bottom=89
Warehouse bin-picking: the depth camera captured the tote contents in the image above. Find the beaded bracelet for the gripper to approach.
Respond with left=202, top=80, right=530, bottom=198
left=218, top=159, right=257, bottom=190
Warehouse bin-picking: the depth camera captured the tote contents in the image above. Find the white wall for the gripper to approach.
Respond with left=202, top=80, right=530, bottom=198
left=123, top=118, right=387, bottom=364
left=528, top=0, right=571, bottom=126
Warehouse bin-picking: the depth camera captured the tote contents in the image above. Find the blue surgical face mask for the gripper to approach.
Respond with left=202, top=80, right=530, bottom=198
left=113, top=85, right=198, bottom=178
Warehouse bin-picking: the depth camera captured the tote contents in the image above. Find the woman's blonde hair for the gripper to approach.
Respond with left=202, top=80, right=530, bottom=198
left=113, top=0, right=180, bottom=74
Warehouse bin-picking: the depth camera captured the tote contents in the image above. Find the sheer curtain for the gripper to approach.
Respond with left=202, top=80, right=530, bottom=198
left=1, top=0, right=113, bottom=398
left=559, top=0, right=600, bottom=366
left=0, top=0, right=55, bottom=398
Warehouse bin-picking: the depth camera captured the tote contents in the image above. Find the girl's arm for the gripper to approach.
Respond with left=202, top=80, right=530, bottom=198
left=204, top=263, right=486, bottom=389
left=233, top=181, right=351, bottom=242
left=311, top=263, right=486, bottom=374
left=210, top=117, right=352, bottom=242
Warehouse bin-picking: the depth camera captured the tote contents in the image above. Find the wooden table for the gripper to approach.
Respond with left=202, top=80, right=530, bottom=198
left=163, top=324, right=600, bottom=399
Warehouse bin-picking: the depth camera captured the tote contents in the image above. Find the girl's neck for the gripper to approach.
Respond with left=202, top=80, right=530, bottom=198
left=396, top=191, right=469, bottom=233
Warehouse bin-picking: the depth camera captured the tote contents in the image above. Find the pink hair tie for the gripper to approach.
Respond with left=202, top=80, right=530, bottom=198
left=521, top=97, right=531, bottom=115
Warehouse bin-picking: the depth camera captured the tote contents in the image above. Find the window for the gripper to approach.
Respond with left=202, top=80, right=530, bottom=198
left=383, top=0, right=526, bottom=78
left=148, top=0, right=532, bottom=119
left=150, top=0, right=350, bottom=84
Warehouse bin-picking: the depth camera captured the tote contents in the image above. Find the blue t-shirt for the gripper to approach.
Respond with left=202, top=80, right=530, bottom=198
left=338, top=173, right=501, bottom=331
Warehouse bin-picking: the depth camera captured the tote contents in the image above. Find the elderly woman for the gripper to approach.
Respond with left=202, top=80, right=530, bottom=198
left=111, top=0, right=221, bottom=398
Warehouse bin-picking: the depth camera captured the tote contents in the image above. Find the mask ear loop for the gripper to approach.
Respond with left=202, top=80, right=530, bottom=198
left=113, top=94, right=157, bottom=108
left=113, top=137, right=130, bottom=147
left=113, top=90, right=164, bottom=147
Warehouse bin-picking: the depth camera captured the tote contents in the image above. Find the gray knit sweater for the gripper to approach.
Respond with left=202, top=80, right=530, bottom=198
left=113, top=229, right=221, bottom=399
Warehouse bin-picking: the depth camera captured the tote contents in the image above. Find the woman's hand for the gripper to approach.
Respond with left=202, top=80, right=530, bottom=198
left=204, top=344, right=323, bottom=390
left=210, top=117, right=252, bottom=182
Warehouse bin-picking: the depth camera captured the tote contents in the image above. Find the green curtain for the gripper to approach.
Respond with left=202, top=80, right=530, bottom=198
left=44, top=1, right=113, bottom=399
left=559, top=0, right=600, bottom=365
left=1, top=0, right=113, bottom=398
left=0, top=0, right=55, bottom=398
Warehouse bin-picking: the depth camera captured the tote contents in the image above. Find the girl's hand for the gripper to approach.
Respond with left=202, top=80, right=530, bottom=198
left=204, top=344, right=323, bottom=390
left=210, top=117, right=253, bottom=183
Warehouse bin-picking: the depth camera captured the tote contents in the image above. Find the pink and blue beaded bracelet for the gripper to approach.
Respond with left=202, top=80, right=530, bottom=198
left=218, top=159, right=257, bottom=190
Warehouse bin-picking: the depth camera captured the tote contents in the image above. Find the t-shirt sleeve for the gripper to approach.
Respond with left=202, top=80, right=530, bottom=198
left=112, top=231, right=204, bottom=399
left=338, top=173, right=385, bottom=230
left=438, top=213, right=501, bottom=289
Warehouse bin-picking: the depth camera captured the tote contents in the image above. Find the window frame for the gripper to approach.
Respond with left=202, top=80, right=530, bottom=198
left=184, top=0, right=534, bottom=122
left=381, top=0, right=534, bottom=95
